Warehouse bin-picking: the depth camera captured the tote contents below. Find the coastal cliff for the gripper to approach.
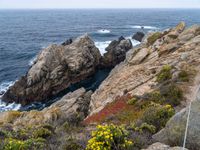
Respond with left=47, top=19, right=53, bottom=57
left=1, top=22, right=200, bottom=150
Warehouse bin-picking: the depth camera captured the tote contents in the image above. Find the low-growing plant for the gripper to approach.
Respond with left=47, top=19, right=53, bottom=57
left=142, top=104, right=175, bottom=131
left=33, top=127, right=52, bottom=139
left=161, top=84, right=183, bottom=106
left=139, top=123, right=156, bottom=134
left=147, top=32, right=162, bottom=45
left=86, top=124, right=133, bottom=150
left=156, top=65, right=172, bottom=83
left=127, top=97, right=137, bottom=105
left=178, top=70, right=189, bottom=82
left=3, top=137, right=46, bottom=150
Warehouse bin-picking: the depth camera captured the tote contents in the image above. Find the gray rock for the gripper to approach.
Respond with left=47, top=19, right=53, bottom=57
left=3, top=34, right=101, bottom=105
left=101, top=37, right=132, bottom=67
left=132, top=32, right=145, bottom=42
left=142, top=142, right=187, bottom=150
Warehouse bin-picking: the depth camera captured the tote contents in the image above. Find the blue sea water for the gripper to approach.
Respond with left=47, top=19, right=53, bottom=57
left=0, top=9, right=200, bottom=111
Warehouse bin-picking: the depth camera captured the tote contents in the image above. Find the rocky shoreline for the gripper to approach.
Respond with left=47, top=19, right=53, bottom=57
left=1, top=22, right=200, bottom=150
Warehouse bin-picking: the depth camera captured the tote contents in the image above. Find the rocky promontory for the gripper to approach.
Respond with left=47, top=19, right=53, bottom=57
left=2, top=34, right=101, bottom=105
left=1, top=22, right=200, bottom=150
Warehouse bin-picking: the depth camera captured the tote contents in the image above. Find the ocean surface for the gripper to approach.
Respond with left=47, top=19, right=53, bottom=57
left=0, top=9, right=200, bottom=112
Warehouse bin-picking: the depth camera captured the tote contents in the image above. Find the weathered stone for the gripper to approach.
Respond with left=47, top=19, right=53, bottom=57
left=3, top=34, right=100, bottom=104
left=0, top=88, right=92, bottom=127
left=89, top=22, right=200, bottom=116
left=101, top=37, right=132, bottom=67
left=142, top=142, right=187, bottom=150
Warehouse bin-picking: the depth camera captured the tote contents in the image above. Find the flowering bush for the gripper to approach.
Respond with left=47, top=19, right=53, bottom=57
left=86, top=124, right=133, bottom=150
left=3, top=138, right=29, bottom=150
left=142, top=104, right=175, bottom=131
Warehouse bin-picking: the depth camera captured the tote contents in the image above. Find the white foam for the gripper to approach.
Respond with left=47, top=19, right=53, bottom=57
left=29, top=56, right=37, bottom=66
left=95, top=41, right=111, bottom=55
left=97, top=29, right=111, bottom=34
left=130, top=25, right=158, bottom=30
left=126, top=36, right=141, bottom=46
left=0, top=81, right=21, bottom=112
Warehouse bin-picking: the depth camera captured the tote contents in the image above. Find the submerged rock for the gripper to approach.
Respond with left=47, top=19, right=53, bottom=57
left=3, top=34, right=101, bottom=105
left=132, top=31, right=145, bottom=42
left=101, top=37, right=132, bottom=67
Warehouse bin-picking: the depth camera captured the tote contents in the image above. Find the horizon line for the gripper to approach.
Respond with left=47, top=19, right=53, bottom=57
left=0, top=7, right=200, bottom=10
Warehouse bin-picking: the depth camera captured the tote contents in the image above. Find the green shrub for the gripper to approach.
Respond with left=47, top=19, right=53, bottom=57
left=178, top=70, right=189, bottom=82
left=62, top=138, right=82, bottom=150
left=161, top=84, right=183, bottom=106
left=86, top=124, right=133, bottom=150
left=147, top=91, right=165, bottom=104
left=139, top=123, right=156, bottom=134
left=142, top=104, right=175, bottom=131
left=3, top=138, right=30, bottom=150
left=156, top=65, right=172, bottom=83
left=33, top=127, right=52, bottom=139
left=147, top=32, right=162, bottom=45
left=168, top=34, right=178, bottom=39
left=127, top=98, right=137, bottom=105
left=3, top=137, right=46, bottom=150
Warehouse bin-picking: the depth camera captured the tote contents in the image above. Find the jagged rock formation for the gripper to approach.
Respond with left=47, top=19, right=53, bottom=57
left=3, top=34, right=101, bottom=105
left=89, top=22, right=200, bottom=115
left=132, top=31, right=145, bottom=42
left=0, top=88, right=91, bottom=127
left=101, top=37, right=132, bottom=67
left=153, top=88, right=200, bottom=149
left=142, top=142, right=187, bottom=150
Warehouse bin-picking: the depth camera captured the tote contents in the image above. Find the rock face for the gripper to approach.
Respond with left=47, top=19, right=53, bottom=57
left=0, top=88, right=92, bottom=127
left=153, top=88, right=200, bottom=150
left=89, top=22, right=200, bottom=115
left=101, top=37, right=132, bottom=67
left=132, top=32, right=145, bottom=42
left=142, top=142, right=187, bottom=150
left=3, top=34, right=101, bottom=105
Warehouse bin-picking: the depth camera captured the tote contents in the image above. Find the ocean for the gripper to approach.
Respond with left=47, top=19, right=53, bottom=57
left=0, top=9, right=200, bottom=112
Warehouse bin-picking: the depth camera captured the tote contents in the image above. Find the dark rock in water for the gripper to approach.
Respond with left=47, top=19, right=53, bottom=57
left=101, top=37, right=132, bottom=68
left=132, top=32, right=145, bottom=42
left=118, top=36, right=125, bottom=41
left=2, top=34, right=101, bottom=105
left=61, top=38, right=73, bottom=46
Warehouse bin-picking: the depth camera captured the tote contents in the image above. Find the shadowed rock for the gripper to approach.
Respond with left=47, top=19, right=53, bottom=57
left=101, top=36, right=132, bottom=68
left=132, top=32, right=145, bottom=42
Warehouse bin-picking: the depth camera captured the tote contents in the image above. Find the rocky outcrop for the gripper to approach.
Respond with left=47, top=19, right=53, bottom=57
left=142, top=142, right=187, bottom=150
left=61, top=38, right=73, bottom=46
left=101, top=37, right=132, bottom=67
left=0, top=88, right=92, bottom=127
left=132, top=32, right=145, bottom=42
left=153, top=88, right=200, bottom=150
left=89, top=22, right=200, bottom=115
left=3, top=34, right=101, bottom=105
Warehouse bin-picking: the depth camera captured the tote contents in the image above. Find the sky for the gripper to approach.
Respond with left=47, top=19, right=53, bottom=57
left=0, top=0, right=200, bottom=9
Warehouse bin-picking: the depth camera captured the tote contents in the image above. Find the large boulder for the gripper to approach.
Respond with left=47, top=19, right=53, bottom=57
left=2, top=34, right=101, bottom=105
left=153, top=88, right=200, bottom=150
left=101, top=37, right=132, bottom=67
left=142, top=142, right=187, bottom=150
left=132, top=32, right=145, bottom=42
